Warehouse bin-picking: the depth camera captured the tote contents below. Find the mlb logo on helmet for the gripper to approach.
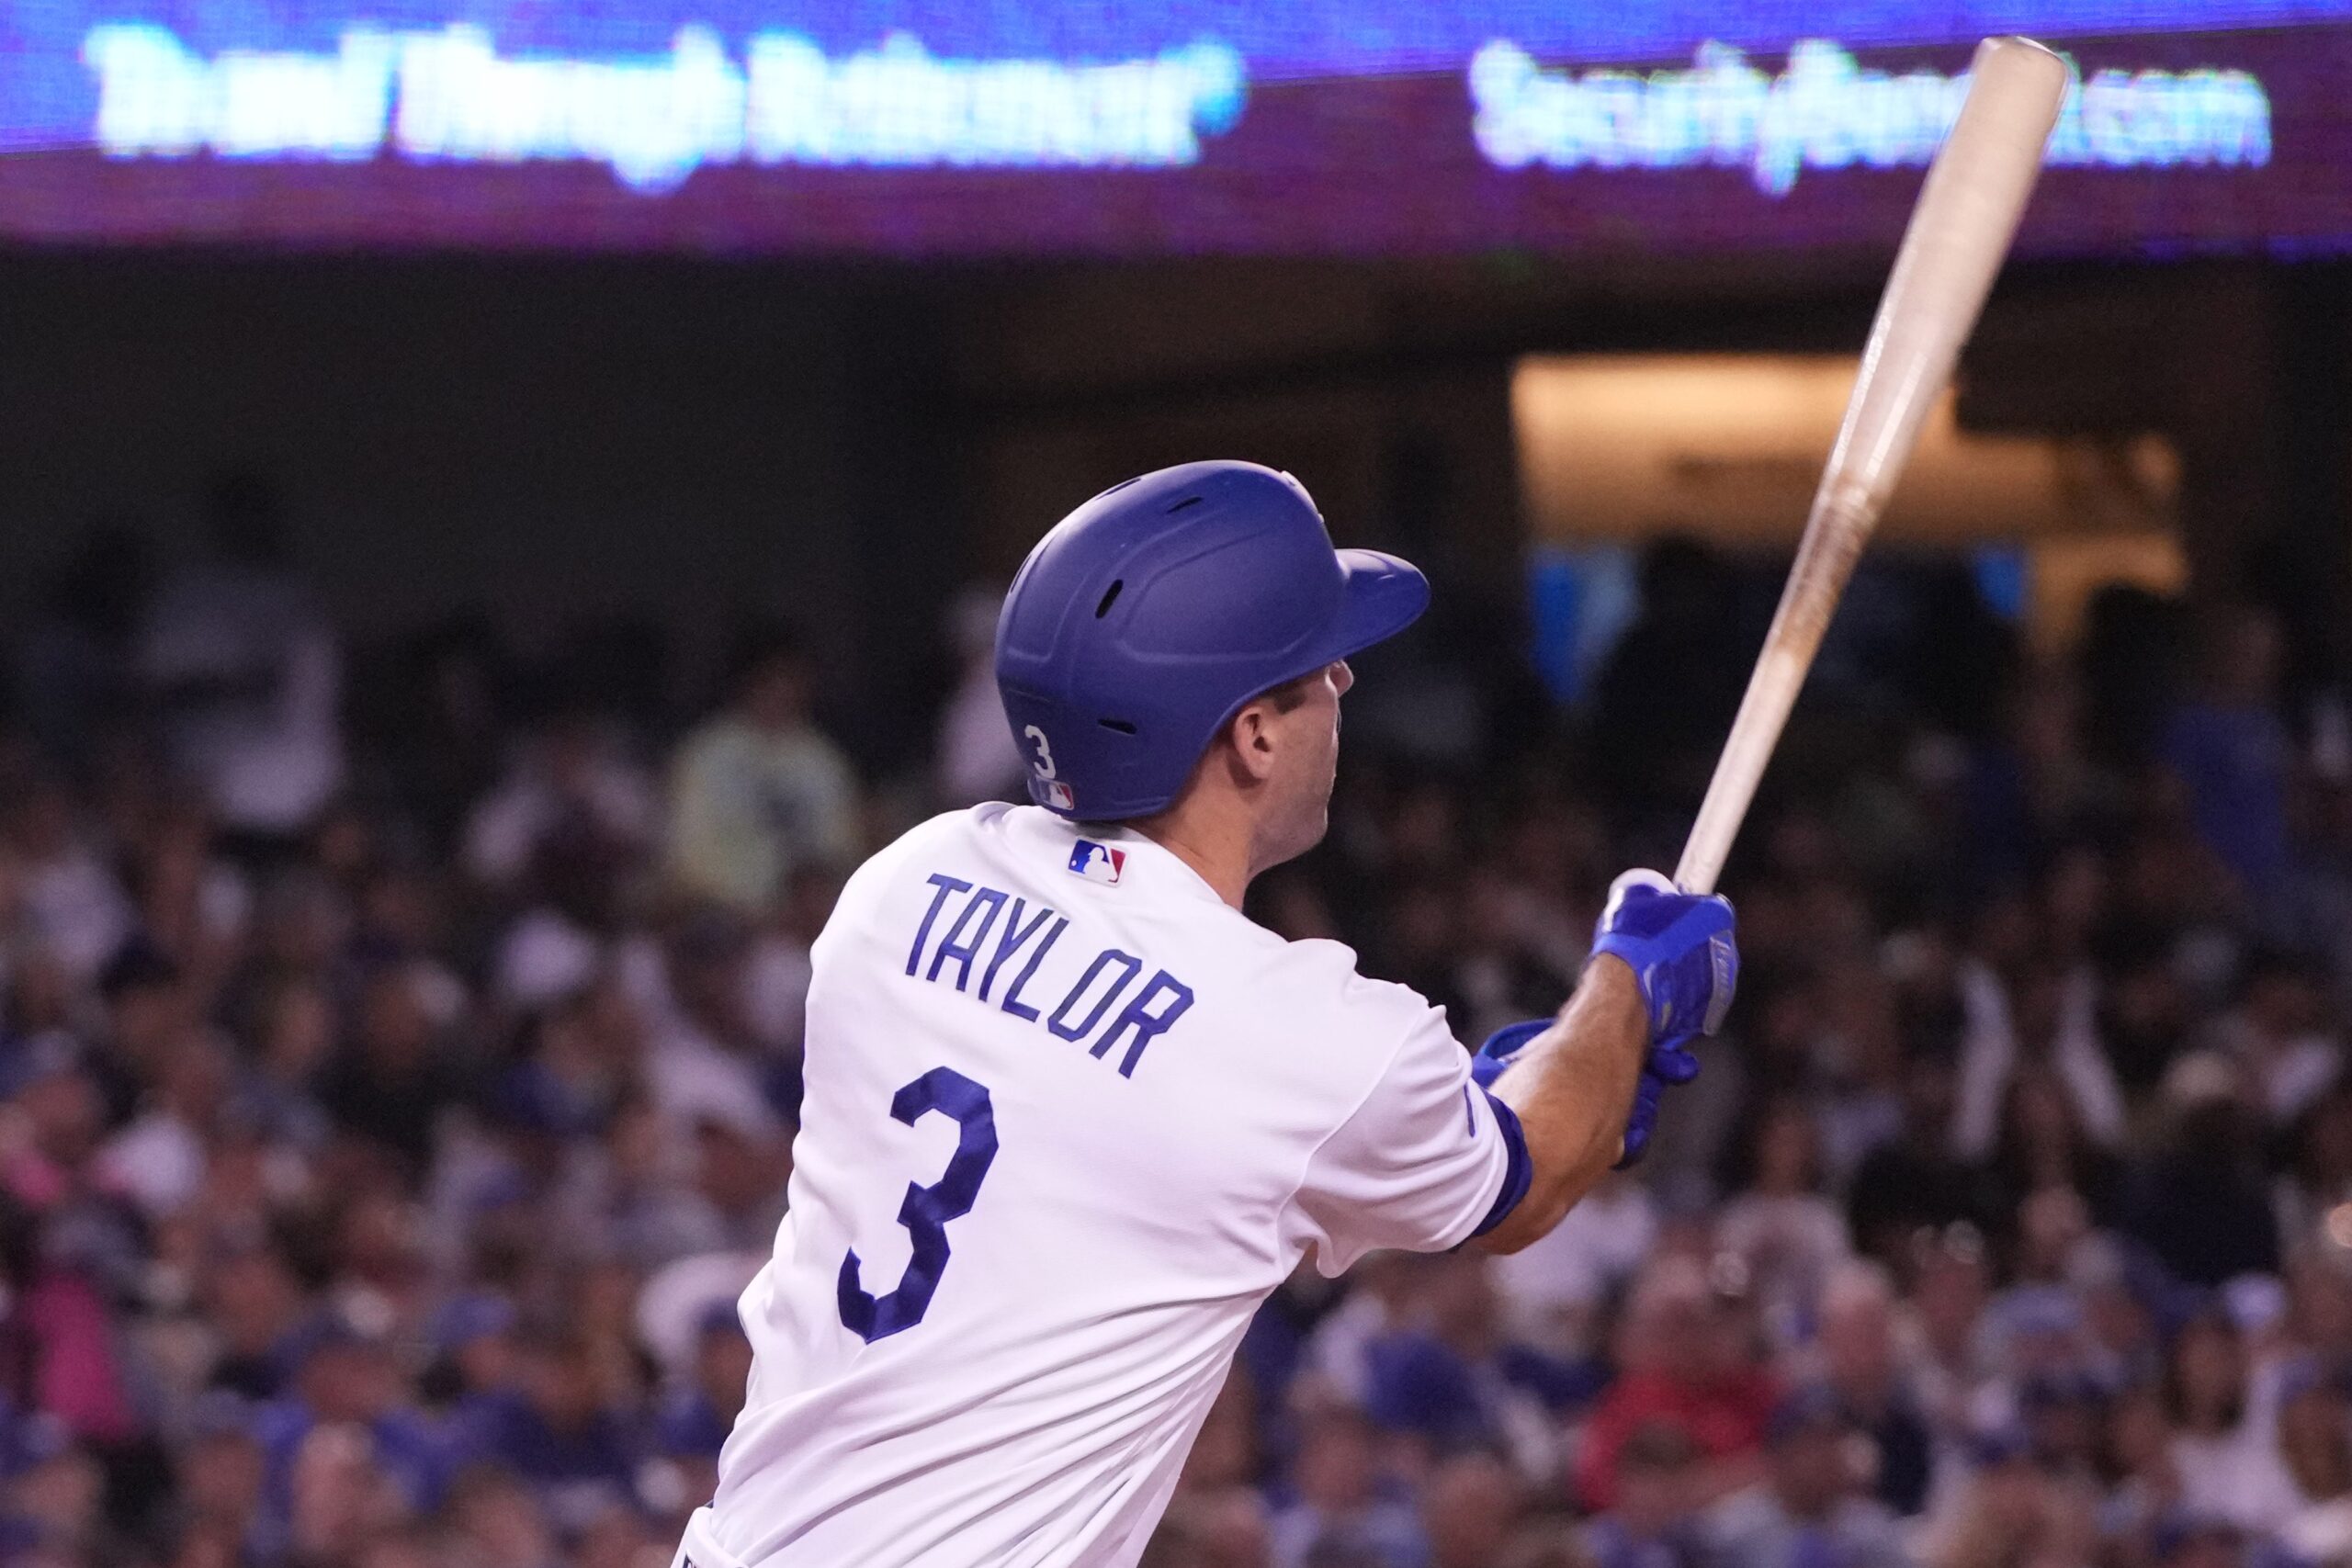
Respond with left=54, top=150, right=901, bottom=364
left=1042, top=780, right=1075, bottom=810
left=1069, top=840, right=1125, bottom=885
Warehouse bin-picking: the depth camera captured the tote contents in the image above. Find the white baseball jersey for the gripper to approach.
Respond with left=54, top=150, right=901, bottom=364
left=680, top=803, right=1529, bottom=1568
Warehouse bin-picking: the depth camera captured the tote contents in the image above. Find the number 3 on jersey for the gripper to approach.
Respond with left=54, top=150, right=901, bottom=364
left=837, top=1067, right=999, bottom=1343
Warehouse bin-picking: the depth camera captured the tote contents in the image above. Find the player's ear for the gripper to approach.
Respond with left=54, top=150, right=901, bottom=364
left=1223, top=701, right=1282, bottom=784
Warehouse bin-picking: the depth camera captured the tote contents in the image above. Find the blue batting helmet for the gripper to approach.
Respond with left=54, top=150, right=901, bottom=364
left=995, top=461, right=1429, bottom=821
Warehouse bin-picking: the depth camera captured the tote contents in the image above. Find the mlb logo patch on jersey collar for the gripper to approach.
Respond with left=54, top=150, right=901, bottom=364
left=1069, top=840, right=1126, bottom=885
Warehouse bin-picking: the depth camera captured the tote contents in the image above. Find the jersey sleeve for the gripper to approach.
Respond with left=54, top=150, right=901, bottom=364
left=1289, top=1003, right=1532, bottom=1277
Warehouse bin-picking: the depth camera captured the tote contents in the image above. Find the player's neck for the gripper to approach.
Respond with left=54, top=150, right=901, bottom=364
left=1127, top=802, right=1252, bottom=910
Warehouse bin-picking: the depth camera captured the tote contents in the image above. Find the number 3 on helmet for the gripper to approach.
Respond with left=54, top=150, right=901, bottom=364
left=1023, top=725, right=1057, bottom=781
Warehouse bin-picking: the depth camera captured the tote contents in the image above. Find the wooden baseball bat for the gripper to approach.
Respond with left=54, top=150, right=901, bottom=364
left=1672, top=36, right=2069, bottom=896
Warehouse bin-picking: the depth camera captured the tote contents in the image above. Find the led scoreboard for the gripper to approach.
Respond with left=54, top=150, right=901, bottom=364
left=0, top=0, right=2344, bottom=252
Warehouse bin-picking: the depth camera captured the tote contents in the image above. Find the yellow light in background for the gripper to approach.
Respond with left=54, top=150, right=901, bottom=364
left=1511, top=354, right=2187, bottom=651
left=2027, top=533, right=2189, bottom=655
left=1511, top=354, right=2178, bottom=547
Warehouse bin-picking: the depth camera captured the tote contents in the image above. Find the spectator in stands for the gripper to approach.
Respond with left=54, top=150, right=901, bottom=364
left=2073, top=1237, right=2167, bottom=1391
left=1579, top=1422, right=1704, bottom=1568
left=643, top=908, right=792, bottom=1131
left=1980, top=1064, right=2128, bottom=1251
left=683, top=1113, right=792, bottom=1257
left=5, top=764, right=135, bottom=987
left=1846, top=1051, right=1984, bottom=1270
left=1812, top=962, right=1909, bottom=1186
left=652, top=1305, right=750, bottom=1502
left=200, top=1241, right=314, bottom=1403
left=1927, top=1426, right=2099, bottom=1568
left=1714, top=1097, right=1851, bottom=1338
left=138, top=473, right=343, bottom=849
left=1814, top=1262, right=1936, bottom=1517
left=166, top=1398, right=277, bottom=1564
left=2099, top=1380, right=2186, bottom=1551
left=1586, top=538, right=1749, bottom=811
left=464, top=705, right=656, bottom=898
left=0, top=1047, right=146, bottom=1450
left=737, top=863, right=832, bottom=1061
left=1575, top=1258, right=1774, bottom=1513
left=96, top=1021, right=233, bottom=1217
left=319, top=963, right=467, bottom=1173
left=1266, top=1403, right=1423, bottom=1568
left=2274, top=1361, right=2352, bottom=1564
left=89, top=938, right=191, bottom=1124
left=1907, top=1226, right=2001, bottom=1456
left=933, top=584, right=1025, bottom=808
left=236, top=973, right=334, bottom=1150
left=420, top=1292, right=518, bottom=1413
left=578, top=1096, right=727, bottom=1271
left=443, top=1464, right=563, bottom=1568
left=1951, top=958, right=2124, bottom=1166
left=664, top=627, right=856, bottom=915
left=2165, top=1306, right=2299, bottom=1534
left=445, top=1329, right=644, bottom=1536
left=1702, top=1387, right=1908, bottom=1568
left=2126, top=1058, right=2283, bottom=1286
left=2209, top=950, right=2342, bottom=1130
left=2095, top=923, right=2196, bottom=1099
left=1419, top=1451, right=1526, bottom=1568
left=2162, top=605, right=2291, bottom=899
left=1144, top=1486, right=1274, bottom=1568
left=2277, top=1084, right=2352, bottom=1253
left=254, top=1325, right=446, bottom=1529
left=2018, top=1369, right=2112, bottom=1494
left=284, top=1418, right=410, bottom=1566
left=1490, top=1167, right=1657, bottom=1359
left=2154, top=1515, right=2260, bottom=1568
left=1356, top=1253, right=1570, bottom=1464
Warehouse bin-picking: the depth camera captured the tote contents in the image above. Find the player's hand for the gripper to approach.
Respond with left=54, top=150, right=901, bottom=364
left=1615, top=1033, right=1702, bottom=1168
left=1589, top=869, right=1738, bottom=1044
left=1473, top=1016, right=1700, bottom=1169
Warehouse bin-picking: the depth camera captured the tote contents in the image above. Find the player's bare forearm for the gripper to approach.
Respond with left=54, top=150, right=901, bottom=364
left=1469, top=957, right=1647, bottom=1255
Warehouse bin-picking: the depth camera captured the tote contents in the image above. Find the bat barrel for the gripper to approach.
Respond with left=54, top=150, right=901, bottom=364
left=1670, top=37, right=2067, bottom=897
left=1826, top=38, right=2072, bottom=515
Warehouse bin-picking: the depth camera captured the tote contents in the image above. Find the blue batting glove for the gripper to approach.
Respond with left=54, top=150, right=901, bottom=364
left=1589, top=870, right=1739, bottom=1044
left=1472, top=1018, right=1549, bottom=1089
left=1476, top=1017, right=1707, bottom=1089
left=1473, top=1017, right=1703, bottom=1170
left=1617, top=1032, right=1702, bottom=1168
left=1618, top=1069, right=1668, bottom=1168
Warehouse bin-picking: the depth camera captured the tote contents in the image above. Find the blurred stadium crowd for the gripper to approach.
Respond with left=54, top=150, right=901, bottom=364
left=4, top=481, right=2352, bottom=1568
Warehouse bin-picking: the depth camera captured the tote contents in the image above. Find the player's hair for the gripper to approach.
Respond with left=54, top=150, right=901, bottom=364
left=1255, top=668, right=1320, bottom=716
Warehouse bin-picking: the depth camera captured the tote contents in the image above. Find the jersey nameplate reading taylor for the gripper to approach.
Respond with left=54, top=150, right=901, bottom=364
left=903, top=864, right=1196, bottom=1079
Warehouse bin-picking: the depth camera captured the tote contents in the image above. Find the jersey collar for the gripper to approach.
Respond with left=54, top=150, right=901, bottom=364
left=1021, top=808, right=1231, bottom=910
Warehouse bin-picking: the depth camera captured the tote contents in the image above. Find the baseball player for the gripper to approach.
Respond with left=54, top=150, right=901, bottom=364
left=674, top=461, right=1737, bottom=1568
